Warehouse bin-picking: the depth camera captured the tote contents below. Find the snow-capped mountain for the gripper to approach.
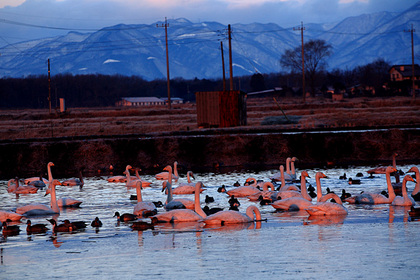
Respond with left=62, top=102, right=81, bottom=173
left=0, top=2, right=419, bottom=80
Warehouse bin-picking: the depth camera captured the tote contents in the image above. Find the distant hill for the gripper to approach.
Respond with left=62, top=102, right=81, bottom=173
left=0, top=2, right=419, bottom=80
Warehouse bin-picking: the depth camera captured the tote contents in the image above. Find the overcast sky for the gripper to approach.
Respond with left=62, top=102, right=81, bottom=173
left=0, top=0, right=418, bottom=46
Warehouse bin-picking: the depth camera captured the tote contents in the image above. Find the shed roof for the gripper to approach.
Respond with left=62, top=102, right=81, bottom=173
left=122, top=97, right=164, bottom=103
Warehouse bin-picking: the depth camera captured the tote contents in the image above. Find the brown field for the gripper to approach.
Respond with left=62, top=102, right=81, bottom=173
left=0, top=96, right=419, bottom=141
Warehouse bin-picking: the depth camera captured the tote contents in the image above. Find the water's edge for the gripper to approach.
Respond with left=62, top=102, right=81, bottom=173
left=0, top=128, right=418, bottom=178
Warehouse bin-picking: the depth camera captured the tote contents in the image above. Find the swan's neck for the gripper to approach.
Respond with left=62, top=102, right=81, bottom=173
left=315, top=176, right=323, bottom=202
left=125, top=168, right=131, bottom=183
left=173, top=162, right=178, bottom=177
left=285, top=158, right=291, bottom=175
left=165, top=182, right=173, bottom=204
left=50, top=184, right=59, bottom=213
left=291, top=161, right=296, bottom=176
left=412, top=169, right=420, bottom=195
left=47, top=165, right=53, bottom=183
left=194, top=183, right=207, bottom=218
left=280, top=166, right=286, bottom=189
left=246, top=205, right=261, bottom=221
left=187, top=172, right=192, bottom=183
left=136, top=183, right=143, bottom=202
left=386, top=170, right=396, bottom=202
left=300, top=175, right=311, bottom=201
left=392, top=154, right=397, bottom=169
left=402, top=177, right=408, bottom=199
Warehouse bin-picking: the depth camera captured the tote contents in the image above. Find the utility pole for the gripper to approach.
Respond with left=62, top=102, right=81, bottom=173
left=294, top=22, right=306, bottom=103
left=157, top=17, right=171, bottom=109
left=48, top=58, right=51, bottom=114
left=228, top=24, right=233, bottom=91
left=221, top=41, right=226, bottom=91
left=405, top=24, right=416, bottom=100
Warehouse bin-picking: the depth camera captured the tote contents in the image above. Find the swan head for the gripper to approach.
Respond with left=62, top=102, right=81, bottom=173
left=315, top=172, right=328, bottom=179
left=48, top=162, right=55, bottom=167
left=136, top=180, right=143, bottom=189
left=45, top=179, right=62, bottom=195
left=163, top=165, right=172, bottom=172
left=291, top=157, right=298, bottom=162
left=301, top=171, right=310, bottom=179
left=386, top=166, right=398, bottom=174
left=404, top=174, right=416, bottom=184
left=408, top=166, right=419, bottom=174
left=126, top=165, right=133, bottom=170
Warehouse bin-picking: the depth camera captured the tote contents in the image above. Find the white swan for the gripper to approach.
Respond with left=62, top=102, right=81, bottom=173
left=391, top=175, right=416, bottom=206
left=271, top=157, right=297, bottom=182
left=271, top=171, right=313, bottom=211
left=408, top=166, right=420, bottom=201
left=151, top=182, right=207, bottom=223
left=133, top=180, right=157, bottom=217
left=172, top=171, right=203, bottom=194
left=155, top=161, right=179, bottom=182
left=163, top=181, right=194, bottom=210
left=276, top=166, right=304, bottom=200
left=62, top=170, right=84, bottom=188
left=305, top=193, right=348, bottom=216
left=0, top=210, right=24, bottom=222
left=367, top=152, right=398, bottom=174
left=247, top=182, right=277, bottom=201
left=134, top=168, right=152, bottom=188
left=346, top=166, right=398, bottom=204
left=16, top=179, right=61, bottom=216
left=203, top=205, right=262, bottom=225
left=225, top=178, right=261, bottom=198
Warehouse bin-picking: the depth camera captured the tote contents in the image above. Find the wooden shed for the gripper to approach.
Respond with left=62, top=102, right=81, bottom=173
left=195, top=90, right=247, bottom=128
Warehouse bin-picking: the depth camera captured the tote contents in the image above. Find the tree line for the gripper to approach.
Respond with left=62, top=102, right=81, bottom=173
left=0, top=53, right=409, bottom=109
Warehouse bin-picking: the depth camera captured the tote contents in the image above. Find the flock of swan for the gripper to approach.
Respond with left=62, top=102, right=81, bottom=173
left=1, top=156, right=419, bottom=238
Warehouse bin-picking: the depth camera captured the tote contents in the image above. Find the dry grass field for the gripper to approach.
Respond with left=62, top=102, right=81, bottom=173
left=0, top=96, right=419, bottom=141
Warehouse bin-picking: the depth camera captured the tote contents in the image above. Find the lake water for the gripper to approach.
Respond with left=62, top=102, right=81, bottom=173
left=1, top=164, right=419, bottom=279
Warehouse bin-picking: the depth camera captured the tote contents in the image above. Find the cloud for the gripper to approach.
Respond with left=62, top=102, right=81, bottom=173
left=0, top=0, right=26, bottom=8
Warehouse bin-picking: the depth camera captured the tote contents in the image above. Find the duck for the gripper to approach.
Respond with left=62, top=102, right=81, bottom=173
left=408, top=206, right=420, bottom=217
left=203, top=205, right=262, bottom=226
left=408, top=166, right=420, bottom=201
left=26, top=220, right=49, bottom=234
left=133, top=180, right=157, bottom=217
left=63, top=219, right=87, bottom=230
left=305, top=193, right=348, bottom=216
left=339, top=173, right=347, bottom=180
left=340, top=189, right=352, bottom=201
left=47, top=219, right=73, bottom=233
left=1, top=221, right=20, bottom=236
left=62, top=169, right=84, bottom=188
left=205, top=195, right=215, bottom=204
left=348, top=178, right=361, bottom=185
left=202, top=205, right=224, bottom=215
left=172, top=171, right=204, bottom=194
left=114, top=211, right=137, bottom=222
left=151, top=182, right=207, bottom=223
left=16, top=179, right=62, bottom=216
left=345, top=166, right=398, bottom=204
left=155, top=161, right=179, bottom=182
left=130, top=220, right=154, bottom=231
left=228, top=195, right=240, bottom=209
left=391, top=175, right=416, bottom=206
left=91, top=217, right=103, bottom=227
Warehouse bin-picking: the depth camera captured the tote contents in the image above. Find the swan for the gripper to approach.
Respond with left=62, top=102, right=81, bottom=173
left=305, top=193, right=348, bottom=216
left=271, top=157, right=297, bottom=182
left=391, top=175, right=416, bottom=206
left=46, top=162, right=55, bottom=183
left=26, top=173, right=47, bottom=188
left=12, top=178, right=39, bottom=194
left=0, top=210, right=24, bottom=222
left=247, top=182, right=277, bottom=201
left=57, top=197, right=83, bottom=208
left=408, top=166, right=420, bottom=201
left=62, top=170, right=84, bottom=188
left=225, top=178, right=261, bottom=198
left=123, top=165, right=140, bottom=188
left=367, top=152, right=398, bottom=174
left=26, top=220, right=49, bottom=234
left=15, top=179, right=61, bottom=216
left=163, top=181, right=194, bottom=210
left=134, top=168, right=152, bottom=188
left=133, top=180, right=157, bottom=217
left=271, top=171, right=313, bottom=211
left=203, top=205, right=262, bottom=225
left=155, top=161, right=179, bottom=182
left=151, top=182, right=207, bottom=223
left=172, top=171, right=204, bottom=194
left=276, top=166, right=305, bottom=200
left=346, top=166, right=398, bottom=204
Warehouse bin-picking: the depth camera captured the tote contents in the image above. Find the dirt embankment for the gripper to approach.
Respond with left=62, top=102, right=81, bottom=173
left=0, top=96, right=419, bottom=178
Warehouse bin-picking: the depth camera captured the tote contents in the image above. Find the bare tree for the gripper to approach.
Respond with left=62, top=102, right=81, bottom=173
left=281, top=39, right=332, bottom=96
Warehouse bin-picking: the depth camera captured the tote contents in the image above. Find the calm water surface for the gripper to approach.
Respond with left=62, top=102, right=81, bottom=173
left=1, top=165, right=419, bottom=279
